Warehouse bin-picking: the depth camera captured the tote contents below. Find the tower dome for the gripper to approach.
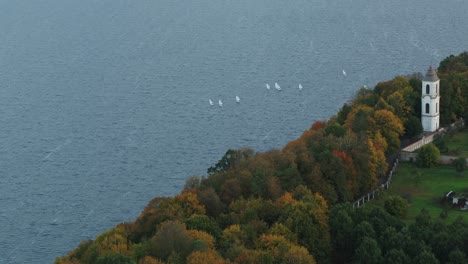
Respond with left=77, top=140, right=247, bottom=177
left=423, top=66, right=439, bottom=82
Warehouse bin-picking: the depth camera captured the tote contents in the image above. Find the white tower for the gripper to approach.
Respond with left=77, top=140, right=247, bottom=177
left=421, top=66, right=440, bottom=132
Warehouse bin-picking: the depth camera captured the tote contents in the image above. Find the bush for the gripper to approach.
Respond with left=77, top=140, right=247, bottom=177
left=452, top=157, right=466, bottom=173
left=432, top=135, right=448, bottom=153
left=384, top=196, right=409, bottom=219
left=416, top=143, right=440, bottom=168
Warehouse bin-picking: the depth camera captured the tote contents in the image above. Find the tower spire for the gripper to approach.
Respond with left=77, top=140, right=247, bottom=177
left=423, top=66, right=439, bottom=82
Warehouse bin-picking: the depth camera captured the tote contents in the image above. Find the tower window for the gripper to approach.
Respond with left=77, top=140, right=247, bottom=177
left=436, top=103, right=438, bottom=113
left=426, top=84, right=430, bottom=94
left=436, top=84, right=438, bottom=93
left=425, top=103, right=430, bottom=114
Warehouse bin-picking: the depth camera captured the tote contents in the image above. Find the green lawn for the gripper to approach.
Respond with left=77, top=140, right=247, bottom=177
left=444, top=127, right=468, bottom=158
left=381, top=162, right=468, bottom=222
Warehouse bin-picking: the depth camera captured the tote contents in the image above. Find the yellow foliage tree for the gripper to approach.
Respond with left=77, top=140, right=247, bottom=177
left=174, top=191, right=206, bottom=217
left=187, top=229, right=216, bottom=249
left=387, top=90, right=412, bottom=124
left=223, top=225, right=246, bottom=246
left=275, top=192, right=297, bottom=208
left=284, top=245, right=316, bottom=264
left=256, top=234, right=316, bottom=264
left=283, top=194, right=330, bottom=263
left=257, top=234, right=291, bottom=259
left=343, top=105, right=375, bottom=136
left=268, top=223, right=297, bottom=243
left=373, top=109, right=404, bottom=153
left=186, top=250, right=225, bottom=264
left=93, top=225, right=131, bottom=256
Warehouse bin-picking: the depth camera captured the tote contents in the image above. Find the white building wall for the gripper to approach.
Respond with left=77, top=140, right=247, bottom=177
left=421, top=79, right=440, bottom=132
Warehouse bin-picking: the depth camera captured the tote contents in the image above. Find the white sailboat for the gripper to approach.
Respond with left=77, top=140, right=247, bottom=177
left=235, top=96, right=240, bottom=103
left=299, top=84, right=303, bottom=90
left=266, top=84, right=270, bottom=90
left=275, top=82, right=281, bottom=91
left=342, top=70, right=347, bottom=76
left=209, top=99, right=214, bottom=106
left=218, top=99, right=223, bottom=106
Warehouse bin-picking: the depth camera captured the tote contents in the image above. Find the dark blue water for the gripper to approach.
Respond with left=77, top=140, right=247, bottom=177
left=0, top=0, right=467, bottom=262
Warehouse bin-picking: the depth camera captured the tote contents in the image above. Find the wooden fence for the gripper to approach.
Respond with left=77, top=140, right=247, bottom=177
left=352, top=118, right=465, bottom=208
left=352, top=158, right=399, bottom=209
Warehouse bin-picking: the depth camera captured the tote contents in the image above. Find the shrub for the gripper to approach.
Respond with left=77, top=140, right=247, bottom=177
left=432, top=135, right=448, bottom=153
left=384, top=196, right=409, bottom=219
left=416, top=143, right=440, bottom=168
left=452, top=157, right=466, bottom=173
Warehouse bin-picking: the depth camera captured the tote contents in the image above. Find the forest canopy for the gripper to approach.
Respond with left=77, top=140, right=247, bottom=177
left=56, top=52, right=468, bottom=264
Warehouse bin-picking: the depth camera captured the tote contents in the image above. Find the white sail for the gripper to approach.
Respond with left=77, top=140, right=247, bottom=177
left=236, top=96, right=240, bottom=103
left=266, top=84, right=270, bottom=90
left=342, top=70, right=347, bottom=76
left=275, top=82, right=281, bottom=90
left=209, top=99, right=214, bottom=105
left=218, top=99, right=223, bottom=106
left=299, top=84, right=303, bottom=90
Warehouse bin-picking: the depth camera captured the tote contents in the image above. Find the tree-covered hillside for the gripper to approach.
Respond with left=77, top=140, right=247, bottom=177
left=56, top=52, right=468, bottom=264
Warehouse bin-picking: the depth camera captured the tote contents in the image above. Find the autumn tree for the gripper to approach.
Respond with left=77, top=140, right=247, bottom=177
left=336, top=103, right=352, bottom=125
left=282, top=193, right=330, bottom=263
left=186, top=250, right=225, bottom=264
left=373, top=109, right=404, bottom=153
left=92, top=225, right=132, bottom=258
left=150, top=220, right=192, bottom=261
left=220, top=224, right=249, bottom=260
left=268, top=223, right=297, bottom=243
left=187, top=230, right=216, bottom=250
left=197, top=187, right=224, bottom=217
left=174, top=191, right=206, bottom=217
left=344, top=105, right=375, bottom=137
left=220, top=178, right=243, bottom=204
left=207, top=148, right=254, bottom=174
left=129, top=197, right=185, bottom=242
left=256, top=234, right=316, bottom=264
left=184, top=215, right=222, bottom=240
left=324, top=121, right=346, bottom=138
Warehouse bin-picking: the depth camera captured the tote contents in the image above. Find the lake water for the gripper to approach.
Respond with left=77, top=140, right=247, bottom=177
left=0, top=0, right=467, bottom=262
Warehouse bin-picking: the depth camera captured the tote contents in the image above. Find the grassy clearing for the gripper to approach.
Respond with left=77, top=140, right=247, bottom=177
left=444, top=127, right=468, bottom=158
left=376, top=162, right=468, bottom=222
